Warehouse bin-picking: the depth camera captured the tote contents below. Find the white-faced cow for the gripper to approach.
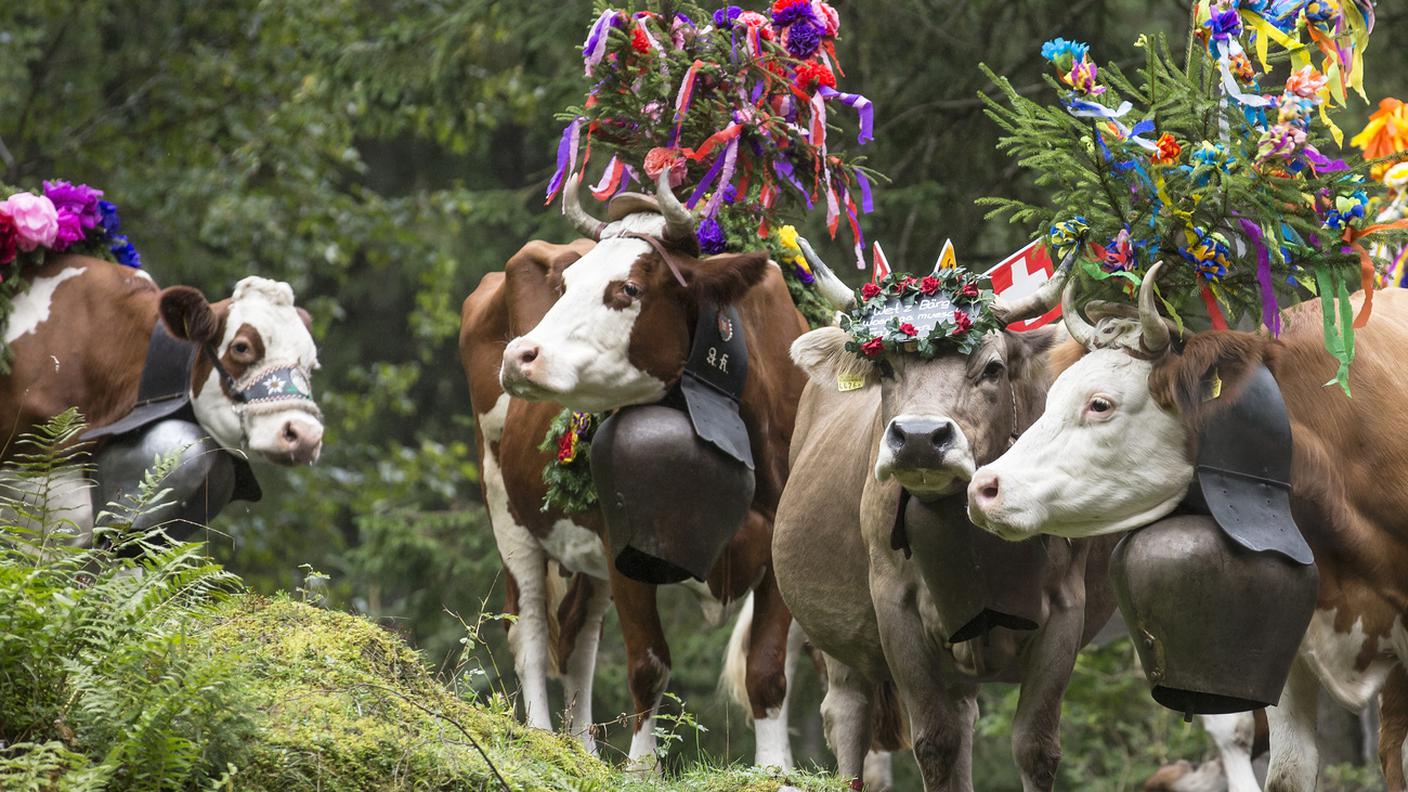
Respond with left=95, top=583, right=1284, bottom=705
left=1, top=254, right=323, bottom=537
left=458, top=172, right=810, bottom=769
left=968, top=267, right=1408, bottom=791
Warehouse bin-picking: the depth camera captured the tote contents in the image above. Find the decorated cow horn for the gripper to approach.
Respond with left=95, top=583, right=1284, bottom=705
left=1138, top=260, right=1171, bottom=353
left=1061, top=276, right=1096, bottom=348
left=654, top=169, right=698, bottom=246
left=562, top=173, right=606, bottom=241
left=991, top=246, right=1076, bottom=325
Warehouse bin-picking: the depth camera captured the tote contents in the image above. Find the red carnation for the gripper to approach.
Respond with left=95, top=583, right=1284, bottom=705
left=919, top=275, right=941, bottom=295
left=860, top=282, right=882, bottom=300
left=0, top=212, right=16, bottom=266
left=794, top=61, right=836, bottom=94
left=556, top=431, right=578, bottom=464
left=899, top=323, right=918, bottom=337
left=953, top=310, right=973, bottom=333
left=861, top=337, right=886, bottom=358
left=960, top=283, right=979, bottom=298
left=632, top=26, right=652, bottom=53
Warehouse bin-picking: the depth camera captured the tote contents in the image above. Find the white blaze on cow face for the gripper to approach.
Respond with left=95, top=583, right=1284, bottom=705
left=967, top=347, right=1192, bottom=540
left=192, top=277, right=324, bottom=465
left=500, top=213, right=671, bottom=413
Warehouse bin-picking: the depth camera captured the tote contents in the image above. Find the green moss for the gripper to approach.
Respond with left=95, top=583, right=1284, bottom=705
left=196, top=594, right=613, bottom=791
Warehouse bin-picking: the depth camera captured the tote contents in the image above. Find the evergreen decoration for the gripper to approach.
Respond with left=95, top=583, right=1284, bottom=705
left=538, top=409, right=602, bottom=515
left=978, top=1, right=1407, bottom=392
left=841, top=268, right=1002, bottom=362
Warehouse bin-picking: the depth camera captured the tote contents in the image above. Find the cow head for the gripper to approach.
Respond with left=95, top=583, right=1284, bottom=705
left=499, top=173, right=770, bottom=412
left=790, top=251, right=1070, bottom=500
left=158, top=276, right=324, bottom=465
left=968, top=262, right=1268, bottom=540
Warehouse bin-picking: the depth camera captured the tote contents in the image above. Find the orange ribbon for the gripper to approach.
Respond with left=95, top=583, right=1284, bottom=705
left=1342, top=217, right=1408, bottom=328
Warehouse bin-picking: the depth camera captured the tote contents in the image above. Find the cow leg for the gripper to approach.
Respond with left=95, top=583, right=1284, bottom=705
left=1199, top=713, right=1261, bottom=792
left=819, top=655, right=876, bottom=786
left=500, top=554, right=553, bottom=730
left=748, top=566, right=799, bottom=769
left=1379, top=664, right=1408, bottom=792
left=863, top=750, right=895, bottom=792
left=1011, top=588, right=1086, bottom=791
left=559, top=573, right=612, bottom=754
left=1265, top=656, right=1320, bottom=792
left=610, top=570, right=671, bottom=772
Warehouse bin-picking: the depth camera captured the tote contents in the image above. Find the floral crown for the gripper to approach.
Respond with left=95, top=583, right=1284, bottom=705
left=1, top=180, right=142, bottom=277
left=840, top=266, right=1002, bottom=362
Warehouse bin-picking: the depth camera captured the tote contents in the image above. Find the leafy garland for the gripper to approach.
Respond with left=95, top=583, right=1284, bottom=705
left=840, top=268, right=1002, bottom=362
left=538, top=410, right=602, bottom=515
left=0, top=180, right=144, bottom=373
left=978, top=0, right=1407, bottom=392
left=539, top=1, right=879, bottom=512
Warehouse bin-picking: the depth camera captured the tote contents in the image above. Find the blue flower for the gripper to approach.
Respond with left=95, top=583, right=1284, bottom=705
left=713, top=6, right=743, bottom=28
left=697, top=217, right=728, bottom=255
left=785, top=19, right=824, bottom=59
left=110, top=234, right=142, bottom=268
left=97, top=200, right=121, bottom=236
left=1040, top=38, right=1089, bottom=68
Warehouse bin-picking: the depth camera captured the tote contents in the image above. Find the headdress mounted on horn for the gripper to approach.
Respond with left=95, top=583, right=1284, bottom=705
left=1062, top=259, right=1173, bottom=356
left=561, top=170, right=701, bottom=254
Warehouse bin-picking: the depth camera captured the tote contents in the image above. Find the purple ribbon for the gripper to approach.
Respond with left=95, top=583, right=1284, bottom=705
left=582, top=10, right=620, bottom=75
left=687, top=145, right=731, bottom=209
left=701, top=138, right=740, bottom=219
left=545, top=118, right=582, bottom=204
left=1238, top=217, right=1282, bottom=336
left=1304, top=146, right=1348, bottom=174
left=817, top=86, right=874, bottom=144
left=855, top=170, right=874, bottom=213
left=772, top=159, right=813, bottom=209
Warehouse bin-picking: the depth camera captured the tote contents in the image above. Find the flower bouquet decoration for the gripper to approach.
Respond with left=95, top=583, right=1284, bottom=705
left=1352, top=97, right=1408, bottom=286
left=979, top=0, right=1405, bottom=392
left=0, top=180, right=143, bottom=372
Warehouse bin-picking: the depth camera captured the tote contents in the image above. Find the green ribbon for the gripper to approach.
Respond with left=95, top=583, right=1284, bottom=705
left=1315, top=266, right=1356, bottom=396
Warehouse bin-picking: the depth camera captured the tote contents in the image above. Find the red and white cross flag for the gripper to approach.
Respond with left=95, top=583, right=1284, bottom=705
left=983, top=239, right=1062, bottom=332
left=871, top=241, right=892, bottom=283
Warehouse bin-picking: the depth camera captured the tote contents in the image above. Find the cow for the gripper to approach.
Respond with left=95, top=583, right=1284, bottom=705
left=458, top=171, right=812, bottom=769
left=967, top=264, right=1408, bottom=791
left=770, top=252, right=1131, bottom=791
left=1, top=254, right=323, bottom=537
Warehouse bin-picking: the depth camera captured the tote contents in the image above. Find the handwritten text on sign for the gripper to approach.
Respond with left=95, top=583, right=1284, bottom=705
left=859, top=292, right=957, bottom=337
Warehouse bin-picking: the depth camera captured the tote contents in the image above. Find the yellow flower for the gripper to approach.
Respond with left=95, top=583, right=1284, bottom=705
left=775, top=224, right=808, bottom=272
left=1352, top=98, right=1408, bottom=163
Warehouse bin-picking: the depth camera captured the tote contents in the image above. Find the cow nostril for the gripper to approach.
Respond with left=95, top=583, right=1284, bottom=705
left=930, top=422, right=954, bottom=449
left=977, top=476, right=1000, bottom=503
left=282, top=422, right=301, bottom=444
left=886, top=421, right=907, bottom=450
left=517, top=344, right=540, bottom=366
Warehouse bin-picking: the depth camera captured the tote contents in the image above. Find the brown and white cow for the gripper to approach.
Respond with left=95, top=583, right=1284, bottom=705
left=769, top=256, right=1128, bottom=791
left=968, top=266, right=1408, bottom=791
left=458, top=173, right=810, bottom=768
left=1, top=254, right=323, bottom=532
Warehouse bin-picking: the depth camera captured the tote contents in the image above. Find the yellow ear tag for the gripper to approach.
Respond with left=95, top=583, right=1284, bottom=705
left=1204, top=368, right=1223, bottom=402
left=837, top=373, right=866, bottom=392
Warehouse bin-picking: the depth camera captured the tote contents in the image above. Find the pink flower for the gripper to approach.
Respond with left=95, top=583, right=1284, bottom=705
left=0, top=212, right=17, bottom=265
left=1, top=192, right=59, bottom=252
left=860, top=282, right=882, bottom=300
left=1284, top=66, right=1326, bottom=99
left=952, top=310, right=973, bottom=333
left=642, top=146, right=687, bottom=188
left=814, top=2, right=840, bottom=36
left=899, top=323, right=918, bottom=337
left=861, top=337, right=885, bottom=358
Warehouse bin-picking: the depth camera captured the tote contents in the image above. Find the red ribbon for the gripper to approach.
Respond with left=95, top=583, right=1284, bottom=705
left=1342, top=218, right=1408, bottom=328
left=1200, top=283, right=1229, bottom=330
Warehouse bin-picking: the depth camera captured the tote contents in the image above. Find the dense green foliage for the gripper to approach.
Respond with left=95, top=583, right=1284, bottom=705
left=3, top=1, right=1406, bottom=787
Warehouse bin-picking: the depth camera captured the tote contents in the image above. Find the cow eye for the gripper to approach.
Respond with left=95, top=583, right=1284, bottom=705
left=231, top=340, right=253, bottom=358
left=1086, top=395, right=1115, bottom=418
left=622, top=281, right=641, bottom=298
left=980, top=360, right=1005, bottom=381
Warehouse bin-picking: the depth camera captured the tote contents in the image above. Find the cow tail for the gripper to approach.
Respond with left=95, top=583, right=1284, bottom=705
left=718, top=592, right=755, bottom=717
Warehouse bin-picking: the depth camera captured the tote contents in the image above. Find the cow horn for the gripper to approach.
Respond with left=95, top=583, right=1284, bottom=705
left=654, top=169, right=698, bottom=245
left=1138, top=260, right=1171, bottom=353
left=991, top=246, right=1077, bottom=325
left=562, top=173, right=605, bottom=241
left=1061, top=276, right=1096, bottom=348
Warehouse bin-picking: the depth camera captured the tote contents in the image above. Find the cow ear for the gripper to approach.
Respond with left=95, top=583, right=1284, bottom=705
left=790, top=326, right=878, bottom=389
left=159, top=286, right=222, bottom=344
left=296, top=307, right=314, bottom=332
left=682, top=252, right=770, bottom=306
left=504, top=240, right=590, bottom=335
left=1148, top=331, right=1272, bottom=420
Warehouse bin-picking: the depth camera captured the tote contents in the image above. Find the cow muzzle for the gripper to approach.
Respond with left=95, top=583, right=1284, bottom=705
left=500, top=337, right=554, bottom=399
left=875, top=415, right=974, bottom=496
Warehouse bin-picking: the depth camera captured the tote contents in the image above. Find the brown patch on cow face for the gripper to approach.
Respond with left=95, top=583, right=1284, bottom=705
left=1146, top=331, right=1281, bottom=459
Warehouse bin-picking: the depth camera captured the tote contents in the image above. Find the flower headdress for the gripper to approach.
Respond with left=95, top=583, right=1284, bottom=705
left=980, top=1, right=1404, bottom=393
left=841, top=260, right=1002, bottom=363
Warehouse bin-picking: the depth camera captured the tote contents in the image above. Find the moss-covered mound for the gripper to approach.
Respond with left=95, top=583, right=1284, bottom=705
left=195, top=594, right=612, bottom=791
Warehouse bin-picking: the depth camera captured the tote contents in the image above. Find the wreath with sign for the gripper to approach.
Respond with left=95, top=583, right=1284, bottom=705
left=840, top=268, right=1004, bottom=362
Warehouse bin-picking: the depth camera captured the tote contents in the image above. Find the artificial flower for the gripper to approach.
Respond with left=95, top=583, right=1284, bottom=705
left=712, top=6, right=743, bottom=28
left=860, top=282, right=882, bottom=300
left=1, top=192, right=59, bottom=252
left=0, top=212, right=16, bottom=266
left=860, top=336, right=885, bottom=357
left=771, top=0, right=815, bottom=28
left=97, top=200, right=122, bottom=236
left=1257, top=122, right=1307, bottom=164
left=110, top=234, right=142, bottom=268
left=1229, top=52, right=1255, bottom=82
left=960, top=282, right=979, bottom=298
left=631, top=26, right=651, bottom=53
left=1322, top=189, right=1369, bottom=230
left=1152, top=133, right=1182, bottom=165
left=1094, top=228, right=1136, bottom=272
left=894, top=275, right=917, bottom=292
left=794, top=61, right=836, bottom=93
left=43, top=180, right=103, bottom=230
left=1040, top=38, right=1089, bottom=71
left=697, top=217, right=728, bottom=254
left=1063, top=57, right=1105, bottom=96
left=1385, top=162, right=1408, bottom=191
left=952, top=310, right=973, bottom=333
left=1284, top=66, right=1327, bottom=100
left=899, top=322, right=918, bottom=337
left=1204, top=3, right=1242, bottom=42
left=557, top=430, right=579, bottom=463
left=642, top=146, right=687, bottom=188
left=1180, top=229, right=1231, bottom=280
left=815, top=2, right=840, bottom=37
left=919, top=275, right=941, bottom=295
left=784, top=19, right=824, bottom=58
left=1352, top=97, right=1408, bottom=162
left=1048, top=216, right=1089, bottom=258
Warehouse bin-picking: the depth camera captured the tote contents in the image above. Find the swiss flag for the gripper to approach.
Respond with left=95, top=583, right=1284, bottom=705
left=984, top=240, right=1061, bottom=332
